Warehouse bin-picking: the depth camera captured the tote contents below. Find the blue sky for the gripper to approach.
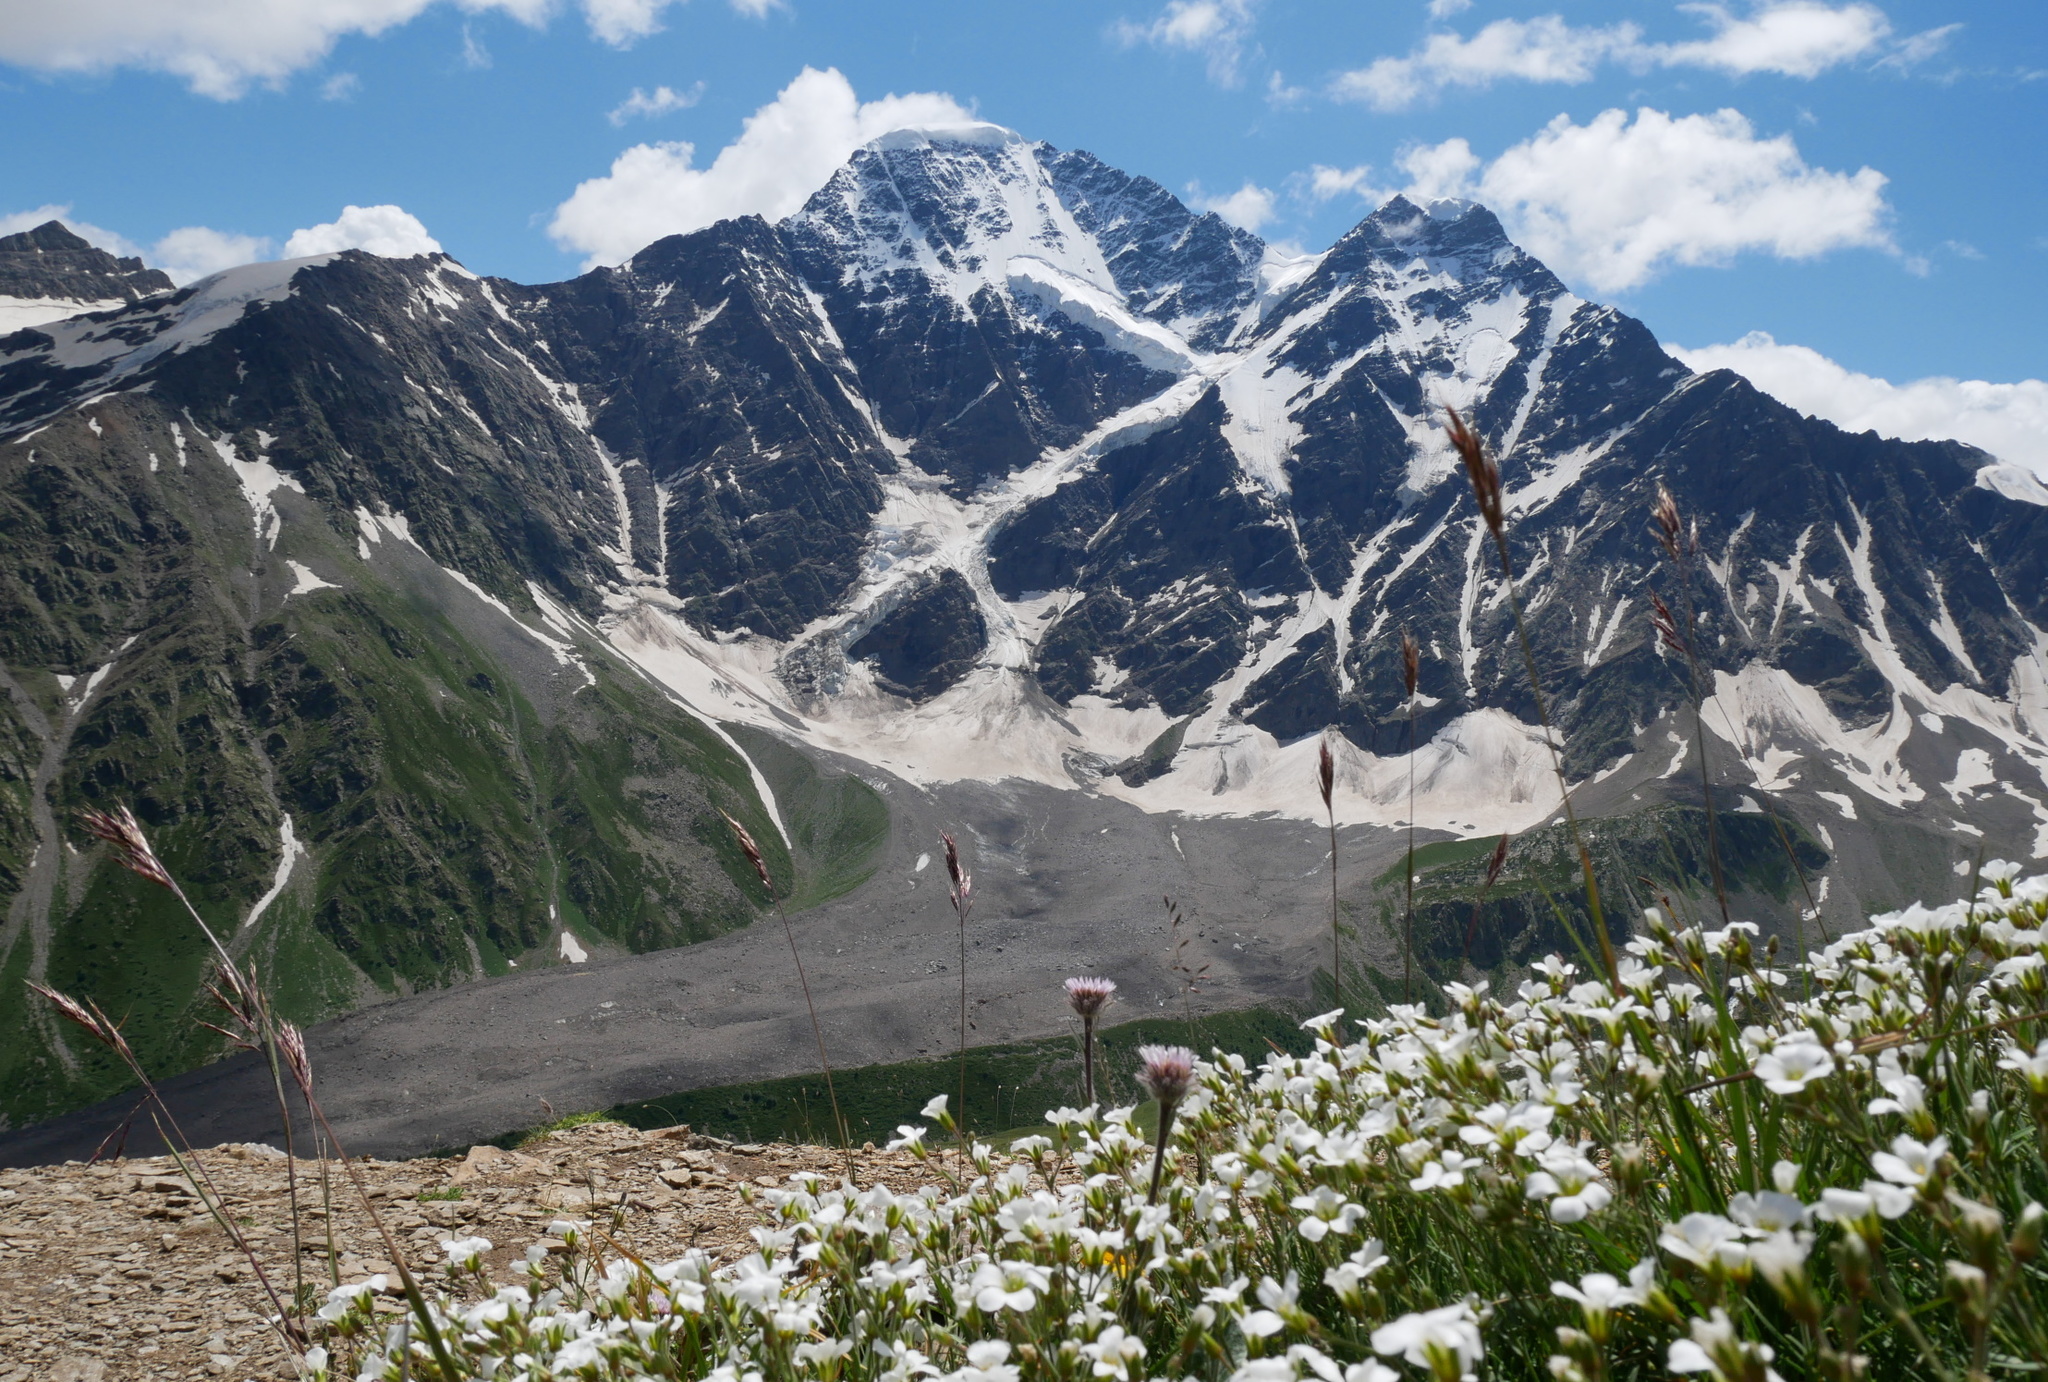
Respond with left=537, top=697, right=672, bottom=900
left=4, top=1, right=2045, bottom=469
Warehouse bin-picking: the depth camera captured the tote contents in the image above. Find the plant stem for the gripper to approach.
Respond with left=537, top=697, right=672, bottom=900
left=1489, top=525, right=1618, bottom=992
left=1405, top=691, right=1417, bottom=1004
left=770, top=886, right=854, bottom=1183
left=958, top=901, right=968, bottom=1165
left=1083, top=1015, right=1096, bottom=1108
left=1147, top=1101, right=1178, bottom=1204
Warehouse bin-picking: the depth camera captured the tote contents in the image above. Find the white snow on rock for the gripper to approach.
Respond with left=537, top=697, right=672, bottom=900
left=242, top=815, right=304, bottom=931
left=285, top=561, right=338, bottom=597
left=0, top=295, right=125, bottom=334
left=207, top=431, right=303, bottom=548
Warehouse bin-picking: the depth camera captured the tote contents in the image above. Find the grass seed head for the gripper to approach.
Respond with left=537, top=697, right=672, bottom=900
left=1650, top=482, right=1695, bottom=564
left=942, top=831, right=972, bottom=915
left=80, top=805, right=174, bottom=890
left=720, top=811, right=774, bottom=895
left=1401, top=629, right=1420, bottom=698
left=1446, top=406, right=1503, bottom=538
left=1317, top=737, right=1335, bottom=811
left=1649, top=592, right=1687, bottom=656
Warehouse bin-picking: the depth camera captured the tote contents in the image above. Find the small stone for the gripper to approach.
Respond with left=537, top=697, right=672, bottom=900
left=157, top=1233, right=177, bottom=1253
left=657, top=1168, right=694, bottom=1190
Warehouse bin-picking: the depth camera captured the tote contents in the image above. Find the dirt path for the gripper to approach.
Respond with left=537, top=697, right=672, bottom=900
left=0, top=1121, right=936, bottom=1382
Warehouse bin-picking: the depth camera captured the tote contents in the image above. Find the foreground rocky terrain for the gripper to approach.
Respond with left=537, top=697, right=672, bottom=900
left=0, top=1120, right=924, bottom=1381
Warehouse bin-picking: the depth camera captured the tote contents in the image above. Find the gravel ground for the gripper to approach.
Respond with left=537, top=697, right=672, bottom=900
left=0, top=1120, right=944, bottom=1382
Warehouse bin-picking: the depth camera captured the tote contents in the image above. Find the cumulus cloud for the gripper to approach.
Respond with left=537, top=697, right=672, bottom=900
left=608, top=81, right=703, bottom=125
left=1334, top=3, right=1906, bottom=111
left=282, top=204, right=442, bottom=259
left=1395, top=107, right=1893, bottom=293
left=550, top=66, right=972, bottom=268
left=1300, top=163, right=1387, bottom=205
left=319, top=70, right=360, bottom=99
left=1187, top=180, right=1278, bottom=231
left=1659, top=1, right=1892, bottom=77
left=1113, top=0, right=1261, bottom=87
left=0, top=0, right=766, bottom=99
left=151, top=226, right=273, bottom=283
left=1671, top=332, right=2048, bottom=476
left=1335, top=16, right=1637, bottom=111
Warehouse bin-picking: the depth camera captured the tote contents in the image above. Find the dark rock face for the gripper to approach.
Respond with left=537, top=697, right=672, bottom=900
left=1039, top=146, right=1264, bottom=351
left=509, top=217, right=894, bottom=637
left=0, top=221, right=175, bottom=307
left=847, top=569, right=987, bottom=701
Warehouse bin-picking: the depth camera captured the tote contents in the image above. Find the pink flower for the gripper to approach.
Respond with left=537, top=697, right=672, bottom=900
left=1137, top=1044, right=1197, bottom=1106
left=1064, top=977, right=1117, bottom=1019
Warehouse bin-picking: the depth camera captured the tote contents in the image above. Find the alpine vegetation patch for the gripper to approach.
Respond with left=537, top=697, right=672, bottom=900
left=298, top=866, right=2048, bottom=1381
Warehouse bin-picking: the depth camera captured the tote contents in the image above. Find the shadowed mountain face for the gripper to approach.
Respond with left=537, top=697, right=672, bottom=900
left=3, top=121, right=2046, bottom=1136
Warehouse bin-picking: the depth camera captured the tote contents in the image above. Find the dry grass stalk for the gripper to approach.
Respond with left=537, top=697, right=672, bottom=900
left=721, top=810, right=853, bottom=1180
left=1446, top=407, right=1619, bottom=993
left=1461, top=832, right=1513, bottom=966
left=28, top=980, right=307, bottom=1354
left=1165, top=895, right=1209, bottom=1043
left=1317, top=737, right=1341, bottom=1006
left=81, top=805, right=323, bottom=1312
left=1400, top=629, right=1421, bottom=1004
left=943, top=830, right=973, bottom=1165
left=1647, top=484, right=1734, bottom=928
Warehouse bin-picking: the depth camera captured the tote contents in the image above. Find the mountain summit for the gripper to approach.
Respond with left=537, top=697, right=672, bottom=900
left=3, top=126, right=2045, bottom=1133
left=0, top=220, right=174, bottom=334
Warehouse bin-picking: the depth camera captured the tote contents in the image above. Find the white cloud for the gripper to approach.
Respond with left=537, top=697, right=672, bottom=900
left=1659, top=2, right=1891, bottom=77
left=0, top=0, right=764, bottom=99
left=549, top=66, right=972, bottom=268
left=282, top=204, right=442, bottom=258
left=1334, top=16, right=1638, bottom=111
left=1113, top=0, right=1261, bottom=87
left=320, top=70, right=360, bottom=99
left=1301, top=163, right=1387, bottom=204
left=1671, top=331, right=2048, bottom=476
left=1334, top=3, right=1900, bottom=111
left=459, top=21, right=491, bottom=69
left=1187, top=180, right=1278, bottom=231
left=150, top=226, right=273, bottom=283
left=608, top=81, right=703, bottom=125
left=1397, top=107, right=1893, bottom=293
left=1426, top=0, right=1472, bottom=17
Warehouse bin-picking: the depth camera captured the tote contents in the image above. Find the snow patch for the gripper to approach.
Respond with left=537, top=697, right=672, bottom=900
left=207, top=432, right=304, bottom=548
left=285, top=561, right=338, bottom=598
left=242, top=815, right=304, bottom=931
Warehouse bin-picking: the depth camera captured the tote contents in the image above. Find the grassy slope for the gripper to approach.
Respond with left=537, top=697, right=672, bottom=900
left=595, top=1008, right=1315, bottom=1148
left=0, top=398, right=791, bottom=1127
left=1358, top=803, right=1830, bottom=999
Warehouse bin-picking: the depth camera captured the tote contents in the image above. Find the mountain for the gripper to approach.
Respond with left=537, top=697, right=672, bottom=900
left=0, top=220, right=175, bottom=334
left=4, top=122, right=2046, bottom=1136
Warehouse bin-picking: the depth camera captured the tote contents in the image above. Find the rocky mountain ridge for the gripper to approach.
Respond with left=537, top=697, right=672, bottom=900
left=0, top=220, right=174, bottom=335
left=3, top=120, right=2046, bottom=1136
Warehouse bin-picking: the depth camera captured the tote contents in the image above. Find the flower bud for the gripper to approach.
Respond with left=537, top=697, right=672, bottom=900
left=2011, top=1202, right=2046, bottom=1263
